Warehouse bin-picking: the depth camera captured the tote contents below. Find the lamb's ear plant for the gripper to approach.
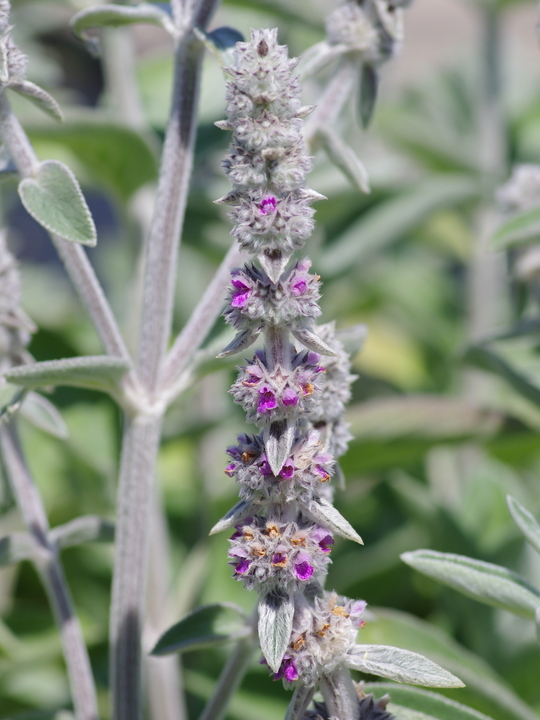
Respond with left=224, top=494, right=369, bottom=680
left=153, top=27, right=463, bottom=720
left=5, top=0, right=540, bottom=719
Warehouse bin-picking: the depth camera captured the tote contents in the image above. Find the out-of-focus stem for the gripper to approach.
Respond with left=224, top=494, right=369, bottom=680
left=0, top=423, right=99, bottom=720
left=145, top=488, right=187, bottom=720
left=101, top=27, right=147, bottom=131
left=466, top=6, right=508, bottom=399
left=198, top=611, right=258, bottom=720
left=0, top=91, right=130, bottom=361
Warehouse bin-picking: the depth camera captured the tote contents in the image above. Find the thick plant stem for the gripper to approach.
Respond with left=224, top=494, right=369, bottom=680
left=160, top=242, right=246, bottom=392
left=136, top=36, right=204, bottom=392
left=110, top=413, right=163, bottom=720
left=0, top=91, right=130, bottom=361
left=0, top=423, right=99, bottom=720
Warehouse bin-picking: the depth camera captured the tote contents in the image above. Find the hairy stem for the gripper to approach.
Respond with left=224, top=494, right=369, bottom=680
left=0, top=91, right=130, bottom=361
left=110, top=413, right=163, bottom=720
left=0, top=423, right=99, bottom=720
left=160, top=242, right=246, bottom=393
left=136, top=36, right=204, bottom=392
left=466, top=6, right=507, bottom=398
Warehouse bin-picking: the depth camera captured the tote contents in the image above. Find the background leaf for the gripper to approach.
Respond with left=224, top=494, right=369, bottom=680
left=401, top=550, right=540, bottom=619
left=28, top=121, right=159, bottom=203
left=18, top=160, right=97, bottom=246
left=5, top=357, right=130, bottom=394
left=152, top=603, right=251, bottom=656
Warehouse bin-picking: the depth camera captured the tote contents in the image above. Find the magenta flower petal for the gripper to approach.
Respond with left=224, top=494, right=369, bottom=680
left=294, top=552, right=314, bottom=580
left=273, top=656, right=298, bottom=682
left=314, top=464, right=331, bottom=482
left=224, top=463, right=237, bottom=477
left=294, top=560, right=314, bottom=581
left=281, top=388, right=299, bottom=406
left=271, top=552, right=288, bottom=567
left=279, top=462, right=294, bottom=479
left=310, top=528, right=334, bottom=551
left=291, top=279, right=307, bottom=296
left=234, top=559, right=251, bottom=574
left=283, top=658, right=299, bottom=682
left=231, top=290, right=251, bottom=308
left=259, top=459, right=273, bottom=476
left=259, top=196, right=277, bottom=215
left=258, top=386, right=277, bottom=413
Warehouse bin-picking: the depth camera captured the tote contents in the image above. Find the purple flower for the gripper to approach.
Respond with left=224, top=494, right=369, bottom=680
left=242, top=366, right=263, bottom=386
left=234, top=558, right=251, bottom=574
left=231, top=277, right=252, bottom=307
left=311, top=528, right=334, bottom=552
left=282, top=388, right=299, bottom=406
left=259, top=196, right=277, bottom=215
left=350, top=599, right=367, bottom=625
left=291, top=279, right=307, bottom=296
left=279, top=462, right=294, bottom=479
left=258, top=385, right=277, bottom=413
left=294, top=552, right=314, bottom=580
left=259, top=457, right=273, bottom=476
left=224, top=463, right=237, bottom=477
left=271, top=551, right=288, bottom=567
left=314, top=464, right=331, bottom=482
left=274, top=656, right=298, bottom=682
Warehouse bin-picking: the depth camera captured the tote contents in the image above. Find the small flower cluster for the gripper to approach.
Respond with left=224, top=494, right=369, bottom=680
left=228, top=517, right=333, bottom=592
left=215, top=29, right=367, bottom=714
left=274, top=593, right=366, bottom=686
left=0, top=233, right=34, bottom=374
left=308, top=323, right=357, bottom=462
left=226, top=429, right=333, bottom=504
left=231, top=348, right=325, bottom=424
left=224, top=260, right=321, bottom=331
left=0, top=1, right=27, bottom=87
left=216, top=29, right=324, bottom=282
left=326, top=0, right=409, bottom=64
left=496, top=164, right=540, bottom=213
left=496, top=165, right=540, bottom=284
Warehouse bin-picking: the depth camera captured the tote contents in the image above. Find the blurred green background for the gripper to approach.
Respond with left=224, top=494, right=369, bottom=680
left=3, top=0, right=540, bottom=718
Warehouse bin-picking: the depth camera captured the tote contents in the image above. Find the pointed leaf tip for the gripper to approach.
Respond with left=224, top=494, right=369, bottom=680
left=209, top=500, right=254, bottom=535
